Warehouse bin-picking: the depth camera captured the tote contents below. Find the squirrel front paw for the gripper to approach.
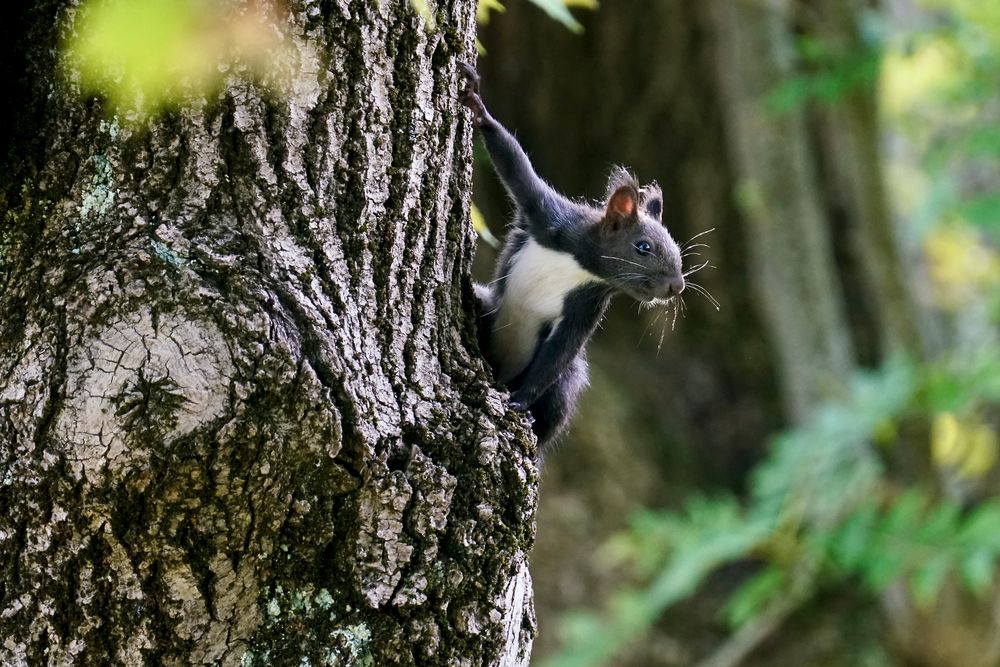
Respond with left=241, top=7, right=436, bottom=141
left=458, top=62, right=480, bottom=95
left=458, top=62, right=485, bottom=126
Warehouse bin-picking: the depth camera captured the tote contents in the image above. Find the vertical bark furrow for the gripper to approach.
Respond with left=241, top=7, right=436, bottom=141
left=1, top=1, right=535, bottom=665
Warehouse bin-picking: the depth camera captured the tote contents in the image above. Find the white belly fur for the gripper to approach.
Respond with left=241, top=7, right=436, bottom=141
left=492, top=239, right=599, bottom=382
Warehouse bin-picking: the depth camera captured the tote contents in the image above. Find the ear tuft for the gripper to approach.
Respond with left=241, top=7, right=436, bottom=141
left=606, top=185, right=638, bottom=220
left=605, top=166, right=640, bottom=199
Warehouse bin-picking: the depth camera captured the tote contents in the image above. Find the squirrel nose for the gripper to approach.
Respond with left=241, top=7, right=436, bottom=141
left=666, top=276, right=685, bottom=297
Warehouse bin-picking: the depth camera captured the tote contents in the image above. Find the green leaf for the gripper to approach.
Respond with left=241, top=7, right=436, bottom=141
left=956, top=191, right=1000, bottom=235
left=830, top=503, right=878, bottom=570
left=862, top=549, right=906, bottom=590
left=959, top=550, right=996, bottom=595
left=882, top=490, right=927, bottom=535
left=525, top=0, right=584, bottom=33
left=723, top=567, right=786, bottom=628
left=958, top=503, right=1000, bottom=549
left=916, top=501, right=962, bottom=543
left=910, top=556, right=952, bottom=608
left=766, top=51, right=880, bottom=113
left=66, top=0, right=204, bottom=111
left=64, top=0, right=289, bottom=116
left=960, top=126, right=1000, bottom=157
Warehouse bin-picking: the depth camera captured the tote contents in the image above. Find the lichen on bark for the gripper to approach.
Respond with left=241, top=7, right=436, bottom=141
left=0, top=1, right=537, bottom=665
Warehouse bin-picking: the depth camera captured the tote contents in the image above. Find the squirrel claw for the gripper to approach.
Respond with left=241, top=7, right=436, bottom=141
left=458, top=62, right=485, bottom=126
left=508, top=395, right=531, bottom=414
left=458, top=62, right=480, bottom=93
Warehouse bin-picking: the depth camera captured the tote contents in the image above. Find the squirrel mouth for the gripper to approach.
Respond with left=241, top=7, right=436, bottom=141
left=617, top=278, right=667, bottom=303
left=643, top=295, right=675, bottom=309
left=621, top=285, right=665, bottom=304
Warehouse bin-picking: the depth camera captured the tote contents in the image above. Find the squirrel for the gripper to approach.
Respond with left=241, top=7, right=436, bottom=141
left=459, top=62, right=685, bottom=449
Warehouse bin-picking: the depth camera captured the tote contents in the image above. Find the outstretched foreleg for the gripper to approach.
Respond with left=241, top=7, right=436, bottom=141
left=458, top=62, right=573, bottom=244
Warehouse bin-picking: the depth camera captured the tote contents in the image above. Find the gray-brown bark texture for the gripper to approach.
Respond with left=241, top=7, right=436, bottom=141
left=0, top=1, right=537, bottom=665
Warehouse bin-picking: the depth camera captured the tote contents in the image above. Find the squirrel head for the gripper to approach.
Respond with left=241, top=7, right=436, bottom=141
left=587, top=168, right=684, bottom=303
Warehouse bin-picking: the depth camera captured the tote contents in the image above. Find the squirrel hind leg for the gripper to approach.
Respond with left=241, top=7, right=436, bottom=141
left=529, top=355, right=589, bottom=453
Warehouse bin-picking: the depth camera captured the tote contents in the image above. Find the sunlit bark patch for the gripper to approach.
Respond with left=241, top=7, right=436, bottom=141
left=56, top=311, right=233, bottom=480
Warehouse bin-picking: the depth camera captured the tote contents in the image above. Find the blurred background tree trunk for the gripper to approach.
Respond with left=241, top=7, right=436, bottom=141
left=0, top=1, right=537, bottom=665
left=808, top=0, right=927, bottom=361
left=707, top=0, right=855, bottom=421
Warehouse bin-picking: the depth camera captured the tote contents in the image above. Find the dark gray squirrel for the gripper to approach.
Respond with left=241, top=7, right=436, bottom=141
left=460, top=62, right=686, bottom=449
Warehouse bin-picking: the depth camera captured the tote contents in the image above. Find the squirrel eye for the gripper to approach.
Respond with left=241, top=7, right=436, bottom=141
left=634, top=241, right=653, bottom=256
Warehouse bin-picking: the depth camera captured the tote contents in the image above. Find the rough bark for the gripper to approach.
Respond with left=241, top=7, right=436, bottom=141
left=0, top=1, right=537, bottom=665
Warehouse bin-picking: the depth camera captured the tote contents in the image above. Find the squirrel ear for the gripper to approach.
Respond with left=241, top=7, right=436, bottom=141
left=641, top=184, right=663, bottom=221
left=644, top=196, right=662, bottom=220
left=606, top=185, right=639, bottom=221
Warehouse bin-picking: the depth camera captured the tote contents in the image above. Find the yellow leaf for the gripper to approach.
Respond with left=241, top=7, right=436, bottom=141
left=958, top=425, right=999, bottom=479
left=410, top=0, right=437, bottom=30
left=64, top=0, right=290, bottom=117
left=919, top=0, right=1000, bottom=48
left=471, top=202, right=500, bottom=248
left=924, top=226, right=1000, bottom=309
left=477, top=0, right=506, bottom=25
left=931, top=412, right=964, bottom=466
left=880, top=36, right=967, bottom=117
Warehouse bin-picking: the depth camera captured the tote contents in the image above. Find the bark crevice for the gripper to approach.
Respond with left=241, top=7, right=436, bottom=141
left=1, top=1, right=535, bottom=665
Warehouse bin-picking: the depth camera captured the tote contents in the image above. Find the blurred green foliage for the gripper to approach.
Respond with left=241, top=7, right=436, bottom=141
left=67, top=0, right=208, bottom=111
left=545, top=2, right=1000, bottom=665
left=64, top=0, right=292, bottom=117
left=898, top=24, right=1000, bottom=322
left=768, top=16, right=884, bottom=114
left=544, top=349, right=1000, bottom=667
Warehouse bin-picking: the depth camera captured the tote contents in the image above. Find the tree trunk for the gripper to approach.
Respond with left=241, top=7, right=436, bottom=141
left=807, top=0, right=927, bottom=361
left=705, top=0, right=855, bottom=420
left=0, top=1, right=537, bottom=665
